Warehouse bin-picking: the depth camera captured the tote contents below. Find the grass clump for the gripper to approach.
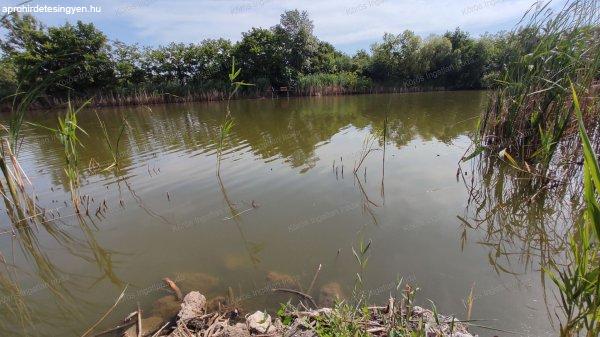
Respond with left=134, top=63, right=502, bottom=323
left=274, top=276, right=476, bottom=337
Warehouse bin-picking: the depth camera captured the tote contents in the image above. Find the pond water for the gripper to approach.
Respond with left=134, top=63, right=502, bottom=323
left=1, top=91, right=556, bottom=337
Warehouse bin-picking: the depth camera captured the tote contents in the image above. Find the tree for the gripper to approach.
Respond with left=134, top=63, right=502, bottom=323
left=192, top=39, right=233, bottom=84
left=396, top=30, right=422, bottom=80
left=0, top=56, right=17, bottom=100
left=234, top=28, right=285, bottom=86
left=273, top=10, right=319, bottom=82
left=351, top=49, right=371, bottom=75
left=111, top=41, right=145, bottom=88
left=1, top=13, right=114, bottom=97
left=370, top=33, right=402, bottom=82
left=418, top=35, right=453, bottom=84
left=370, top=31, right=421, bottom=82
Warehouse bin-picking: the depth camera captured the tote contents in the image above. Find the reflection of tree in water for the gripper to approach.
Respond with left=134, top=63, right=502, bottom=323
left=16, top=92, right=485, bottom=178
left=458, top=154, right=574, bottom=276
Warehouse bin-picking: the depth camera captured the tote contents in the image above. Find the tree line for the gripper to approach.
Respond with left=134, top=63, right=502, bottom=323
left=0, top=9, right=538, bottom=105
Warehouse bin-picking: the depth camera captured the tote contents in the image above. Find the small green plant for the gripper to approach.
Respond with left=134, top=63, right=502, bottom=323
left=352, top=238, right=371, bottom=290
left=56, top=100, right=89, bottom=187
left=216, top=57, right=253, bottom=175
left=276, top=302, right=294, bottom=326
left=96, top=112, right=128, bottom=171
left=31, top=99, right=90, bottom=210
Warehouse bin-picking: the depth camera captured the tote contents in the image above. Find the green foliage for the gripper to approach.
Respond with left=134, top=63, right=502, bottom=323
left=0, top=56, right=17, bottom=100
left=1, top=14, right=114, bottom=97
left=276, top=303, right=294, bottom=326
left=478, top=0, right=600, bottom=169
left=548, top=86, right=600, bottom=337
left=30, top=100, right=89, bottom=187
left=234, top=28, right=286, bottom=86
left=0, top=7, right=572, bottom=105
left=55, top=100, right=89, bottom=185
left=313, top=302, right=372, bottom=337
left=352, top=238, right=371, bottom=289
left=217, top=57, right=252, bottom=174
left=96, top=112, right=128, bottom=171
left=297, top=72, right=372, bottom=93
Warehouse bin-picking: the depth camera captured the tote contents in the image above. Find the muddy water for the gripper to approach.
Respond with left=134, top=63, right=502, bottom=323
left=0, top=91, right=555, bottom=336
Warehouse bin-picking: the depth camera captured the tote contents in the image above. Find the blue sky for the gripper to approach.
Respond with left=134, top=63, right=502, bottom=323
left=1, top=0, right=563, bottom=53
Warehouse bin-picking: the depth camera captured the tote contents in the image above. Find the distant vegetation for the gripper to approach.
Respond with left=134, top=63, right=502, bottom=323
left=0, top=7, right=554, bottom=107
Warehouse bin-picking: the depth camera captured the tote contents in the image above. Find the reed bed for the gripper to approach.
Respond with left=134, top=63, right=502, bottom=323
left=477, top=0, right=600, bottom=182
left=297, top=72, right=373, bottom=96
left=5, top=80, right=458, bottom=111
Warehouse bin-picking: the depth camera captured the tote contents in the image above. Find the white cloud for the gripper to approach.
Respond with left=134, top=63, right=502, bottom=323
left=3, top=0, right=562, bottom=52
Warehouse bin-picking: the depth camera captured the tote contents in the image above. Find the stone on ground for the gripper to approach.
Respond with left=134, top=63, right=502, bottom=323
left=247, top=310, right=276, bottom=334
left=177, top=291, right=206, bottom=321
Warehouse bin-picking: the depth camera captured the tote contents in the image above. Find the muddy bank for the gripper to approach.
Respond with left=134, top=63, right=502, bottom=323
left=102, top=277, right=475, bottom=337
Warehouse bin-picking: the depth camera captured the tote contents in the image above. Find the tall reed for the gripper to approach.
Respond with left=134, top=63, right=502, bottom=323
left=476, top=0, right=599, bottom=180
left=547, top=86, right=599, bottom=337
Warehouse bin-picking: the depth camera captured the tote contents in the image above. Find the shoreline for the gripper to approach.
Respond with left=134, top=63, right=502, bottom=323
left=106, top=282, right=477, bottom=337
left=0, top=86, right=484, bottom=113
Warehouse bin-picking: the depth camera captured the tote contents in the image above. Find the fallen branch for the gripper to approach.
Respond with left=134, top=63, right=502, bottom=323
left=272, top=288, right=317, bottom=308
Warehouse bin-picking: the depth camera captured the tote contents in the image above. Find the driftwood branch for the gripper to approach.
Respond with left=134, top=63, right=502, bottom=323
left=272, top=288, right=318, bottom=308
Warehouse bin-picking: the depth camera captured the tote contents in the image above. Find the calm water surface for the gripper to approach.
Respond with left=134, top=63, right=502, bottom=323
left=1, top=91, right=555, bottom=336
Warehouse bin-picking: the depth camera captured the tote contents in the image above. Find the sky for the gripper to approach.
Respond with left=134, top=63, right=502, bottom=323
left=0, top=0, right=565, bottom=53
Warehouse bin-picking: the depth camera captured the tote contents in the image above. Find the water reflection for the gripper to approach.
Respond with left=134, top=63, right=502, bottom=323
left=459, top=154, right=572, bottom=275
left=18, top=92, right=483, bottom=179
left=3, top=91, right=561, bottom=337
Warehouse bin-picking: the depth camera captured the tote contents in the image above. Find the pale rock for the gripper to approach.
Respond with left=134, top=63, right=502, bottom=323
left=246, top=310, right=275, bottom=334
left=177, top=291, right=206, bottom=321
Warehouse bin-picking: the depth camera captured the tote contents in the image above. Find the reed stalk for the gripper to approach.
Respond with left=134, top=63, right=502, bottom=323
left=475, top=0, right=600, bottom=181
left=547, top=86, right=600, bottom=337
